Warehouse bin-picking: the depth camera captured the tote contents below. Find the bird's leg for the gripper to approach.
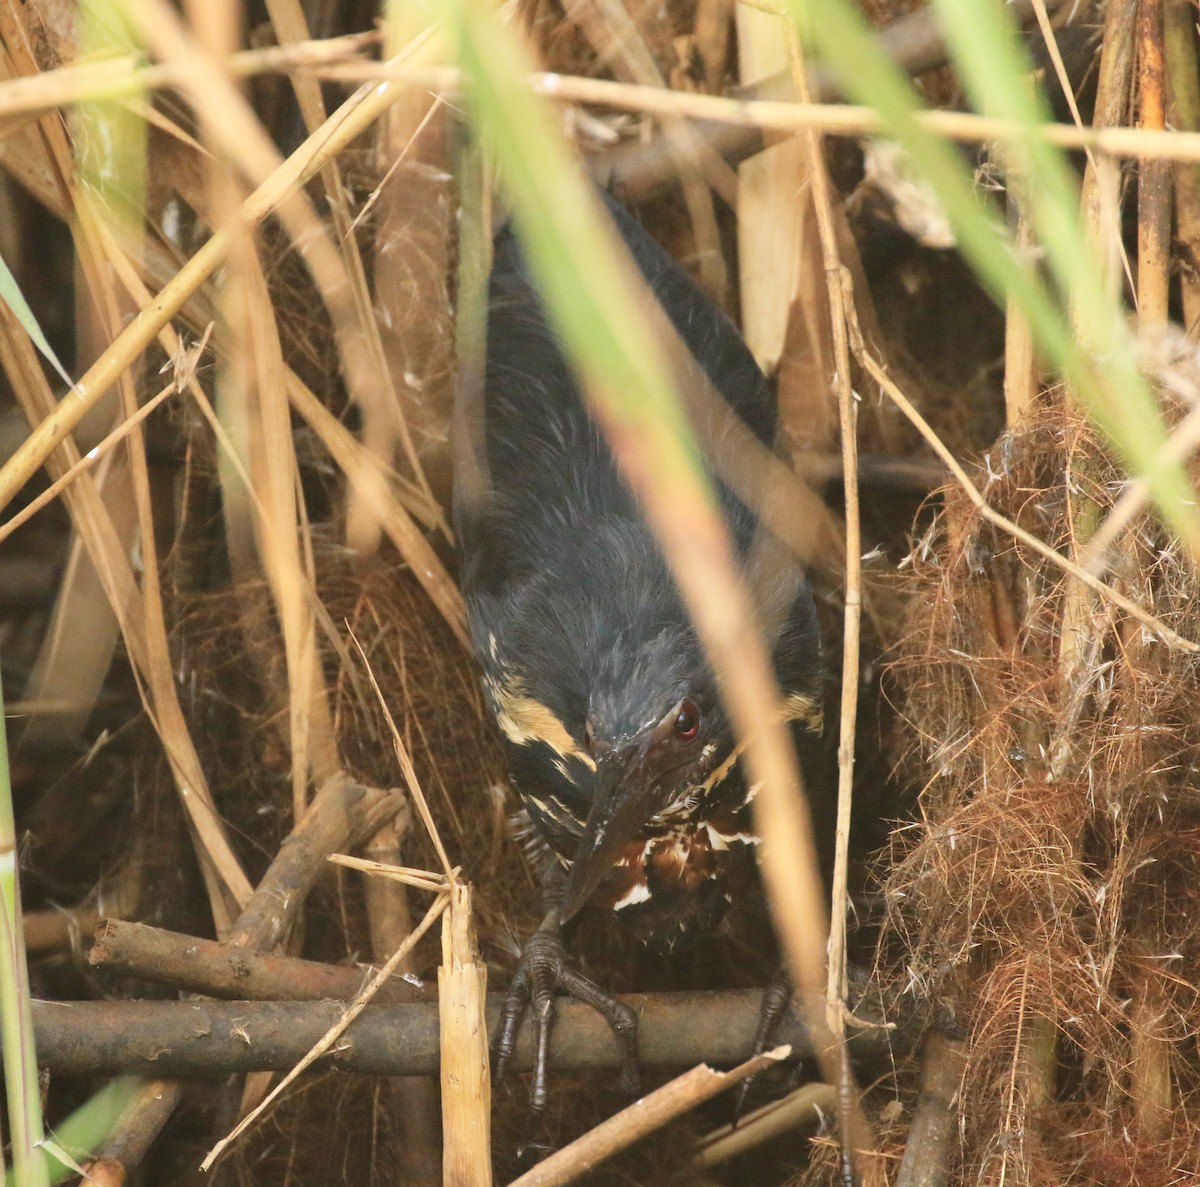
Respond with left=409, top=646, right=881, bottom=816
left=494, top=863, right=640, bottom=1128
left=731, top=967, right=793, bottom=1125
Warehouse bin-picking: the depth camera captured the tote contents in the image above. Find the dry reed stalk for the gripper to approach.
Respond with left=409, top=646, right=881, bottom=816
left=0, top=302, right=254, bottom=915
left=507, top=1047, right=791, bottom=1187
left=1128, top=942, right=1173, bottom=1141
left=373, top=3, right=458, bottom=513
left=1164, top=0, right=1200, bottom=335
left=185, top=0, right=341, bottom=820
left=595, top=0, right=1076, bottom=201
left=268, top=0, right=445, bottom=556
left=0, top=25, right=442, bottom=521
left=1003, top=210, right=1039, bottom=426
left=439, top=880, right=490, bottom=1187
left=734, top=5, right=822, bottom=384
left=0, top=0, right=255, bottom=924
left=784, top=26, right=864, bottom=1061
left=693, top=0, right=732, bottom=94
left=288, top=370, right=469, bottom=647
left=1137, top=0, right=1172, bottom=327
left=694, top=1080, right=836, bottom=1168
left=0, top=32, right=375, bottom=122
left=313, top=61, right=1200, bottom=165
left=0, top=367, right=184, bottom=547
left=128, top=0, right=443, bottom=553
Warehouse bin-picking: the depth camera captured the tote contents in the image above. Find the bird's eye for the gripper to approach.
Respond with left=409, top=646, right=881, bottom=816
left=673, top=700, right=701, bottom=740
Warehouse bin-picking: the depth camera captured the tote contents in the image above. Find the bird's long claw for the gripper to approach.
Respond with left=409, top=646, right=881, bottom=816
left=732, top=969, right=793, bottom=1126
left=495, top=910, right=641, bottom=1155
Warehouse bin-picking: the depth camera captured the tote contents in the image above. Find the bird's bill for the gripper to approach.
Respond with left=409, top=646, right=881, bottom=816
left=558, top=745, right=665, bottom=923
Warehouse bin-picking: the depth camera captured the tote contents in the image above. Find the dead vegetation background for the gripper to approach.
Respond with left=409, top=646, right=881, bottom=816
left=4, top=0, right=1200, bottom=1184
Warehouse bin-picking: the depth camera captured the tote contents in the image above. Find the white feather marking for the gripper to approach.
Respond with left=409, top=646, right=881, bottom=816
left=612, top=882, right=652, bottom=911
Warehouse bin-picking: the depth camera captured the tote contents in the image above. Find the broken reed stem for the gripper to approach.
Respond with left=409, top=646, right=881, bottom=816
left=360, top=817, right=443, bottom=1187
left=1137, top=0, right=1172, bottom=327
left=200, top=890, right=450, bottom=1170
left=226, top=773, right=409, bottom=951
left=695, top=1080, right=836, bottom=1168
left=507, top=1047, right=792, bottom=1187
left=439, top=881, right=490, bottom=1187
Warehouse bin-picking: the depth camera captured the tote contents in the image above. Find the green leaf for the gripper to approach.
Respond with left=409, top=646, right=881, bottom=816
left=0, top=252, right=73, bottom=390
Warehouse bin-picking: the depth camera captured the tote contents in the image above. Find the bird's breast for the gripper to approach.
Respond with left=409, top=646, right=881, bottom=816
left=591, top=780, right=762, bottom=951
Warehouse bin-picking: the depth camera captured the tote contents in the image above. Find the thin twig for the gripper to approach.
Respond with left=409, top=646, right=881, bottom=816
left=782, top=30, right=868, bottom=1187
left=346, top=629, right=456, bottom=880
left=323, top=64, right=1200, bottom=165
left=0, top=376, right=179, bottom=547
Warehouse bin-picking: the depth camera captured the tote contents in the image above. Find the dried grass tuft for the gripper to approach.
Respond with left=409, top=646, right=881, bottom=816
left=878, top=393, right=1200, bottom=1184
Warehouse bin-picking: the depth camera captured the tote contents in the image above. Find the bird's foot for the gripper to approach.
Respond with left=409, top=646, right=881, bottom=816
left=495, top=911, right=640, bottom=1140
left=731, top=968, right=793, bottom=1126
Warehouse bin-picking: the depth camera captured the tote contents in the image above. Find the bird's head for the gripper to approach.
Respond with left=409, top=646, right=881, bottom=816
left=556, top=622, right=732, bottom=922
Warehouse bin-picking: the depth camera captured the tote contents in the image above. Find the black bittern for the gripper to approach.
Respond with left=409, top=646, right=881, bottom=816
left=454, top=193, right=823, bottom=1123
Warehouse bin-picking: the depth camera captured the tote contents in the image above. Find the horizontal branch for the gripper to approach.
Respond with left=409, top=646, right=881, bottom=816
left=89, top=919, right=435, bottom=1003
left=28, top=993, right=904, bottom=1078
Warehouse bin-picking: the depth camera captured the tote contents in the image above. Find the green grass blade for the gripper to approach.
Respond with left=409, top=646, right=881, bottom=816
left=2, top=1077, right=142, bottom=1187
left=0, top=670, right=50, bottom=1187
left=0, top=254, right=73, bottom=391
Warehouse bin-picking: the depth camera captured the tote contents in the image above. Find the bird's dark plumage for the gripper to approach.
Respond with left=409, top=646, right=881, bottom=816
left=457, top=195, right=822, bottom=951
left=454, top=194, right=823, bottom=1127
